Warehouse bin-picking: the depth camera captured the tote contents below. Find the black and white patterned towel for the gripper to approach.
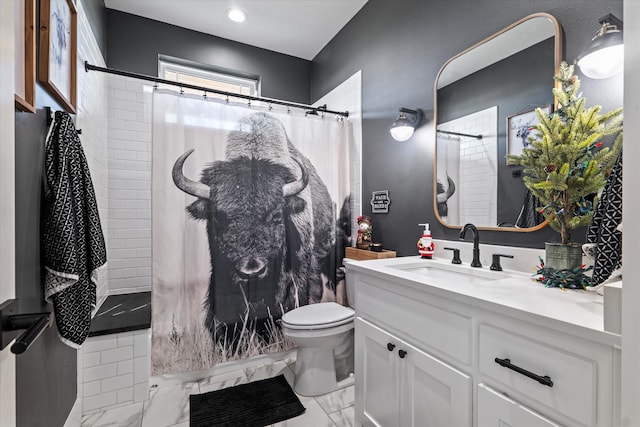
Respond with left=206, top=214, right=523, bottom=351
left=515, top=189, right=545, bottom=228
left=585, top=150, right=622, bottom=288
left=43, top=111, right=107, bottom=348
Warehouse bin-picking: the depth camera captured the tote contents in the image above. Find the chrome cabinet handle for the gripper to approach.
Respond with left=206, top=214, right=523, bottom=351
left=494, top=357, right=553, bottom=387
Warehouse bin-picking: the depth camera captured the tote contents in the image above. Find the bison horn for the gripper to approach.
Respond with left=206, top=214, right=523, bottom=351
left=445, top=174, right=455, bottom=200
left=436, top=174, right=456, bottom=203
left=172, top=149, right=210, bottom=199
left=282, top=156, right=309, bottom=197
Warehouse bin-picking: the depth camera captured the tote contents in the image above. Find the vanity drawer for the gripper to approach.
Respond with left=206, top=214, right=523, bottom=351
left=356, top=278, right=472, bottom=365
left=478, top=383, right=561, bottom=427
left=478, top=324, right=597, bottom=426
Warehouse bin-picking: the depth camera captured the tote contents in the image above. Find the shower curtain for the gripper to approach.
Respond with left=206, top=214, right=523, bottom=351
left=151, top=90, right=352, bottom=375
left=436, top=134, right=460, bottom=224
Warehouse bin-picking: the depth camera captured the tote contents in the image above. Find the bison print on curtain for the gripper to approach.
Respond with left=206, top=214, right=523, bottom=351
left=151, top=90, right=352, bottom=375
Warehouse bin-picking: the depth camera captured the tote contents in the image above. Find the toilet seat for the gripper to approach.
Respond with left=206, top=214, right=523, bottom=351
left=281, top=302, right=354, bottom=330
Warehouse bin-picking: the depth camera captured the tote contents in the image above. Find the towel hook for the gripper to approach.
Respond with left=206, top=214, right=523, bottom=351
left=45, top=106, right=53, bottom=127
left=44, top=106, right=82, bottom=134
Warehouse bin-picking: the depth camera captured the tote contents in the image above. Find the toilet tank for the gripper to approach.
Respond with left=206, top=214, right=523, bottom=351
left=344, top=259, right=356, bottom=309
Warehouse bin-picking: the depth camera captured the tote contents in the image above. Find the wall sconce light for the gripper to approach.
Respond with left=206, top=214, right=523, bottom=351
left=577, top=14, right=623, bottom=79
left=390, top=108, right=424, bottom=141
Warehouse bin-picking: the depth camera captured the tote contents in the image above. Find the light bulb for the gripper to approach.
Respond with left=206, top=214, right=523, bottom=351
left=390, top=125, right=414, bottom=142
left=227, top=9, right=247, bottom=23
left=578, top=44, right=624, bottom=79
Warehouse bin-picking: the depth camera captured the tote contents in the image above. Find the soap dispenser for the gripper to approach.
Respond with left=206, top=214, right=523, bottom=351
left=417, top=223, right=434, bottom=258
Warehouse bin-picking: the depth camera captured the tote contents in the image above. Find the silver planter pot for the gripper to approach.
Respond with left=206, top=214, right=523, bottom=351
left=545, top=242, right=583, bottom=270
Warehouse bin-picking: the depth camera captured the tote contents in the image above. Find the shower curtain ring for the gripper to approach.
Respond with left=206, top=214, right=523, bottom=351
left=179, top=86, right=184, bottom=95
left=226, top=95, right=229, bottom=104
left=268, top=103, right=272, bottom=111
left=203, top=91, right=207, bottom=99
left=248, top=100, right=251, bottom=107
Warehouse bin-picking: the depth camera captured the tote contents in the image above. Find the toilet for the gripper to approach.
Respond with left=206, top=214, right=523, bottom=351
left=281, top=287, right=356, bottom=396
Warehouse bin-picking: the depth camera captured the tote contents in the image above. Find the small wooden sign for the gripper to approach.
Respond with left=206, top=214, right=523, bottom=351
left=371, top=190, right=390, bottom=213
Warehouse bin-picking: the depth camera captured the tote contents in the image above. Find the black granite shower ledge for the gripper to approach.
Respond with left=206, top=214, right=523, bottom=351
left=89, top=292, right=151, bottom=337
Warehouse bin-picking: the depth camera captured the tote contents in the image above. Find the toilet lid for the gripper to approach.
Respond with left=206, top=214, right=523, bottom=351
left=281, top=302, right=354, bottom=329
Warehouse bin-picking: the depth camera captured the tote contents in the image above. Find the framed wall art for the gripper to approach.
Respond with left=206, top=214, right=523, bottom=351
left=38, top=0, right=77, bottom=113
left=15, top=0, right=36, bottom=113
left=506, top=105, right=551, bottom=160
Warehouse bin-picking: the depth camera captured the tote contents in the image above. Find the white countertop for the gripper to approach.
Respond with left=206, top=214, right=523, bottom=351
left=345, top=255, right=621, bottom=347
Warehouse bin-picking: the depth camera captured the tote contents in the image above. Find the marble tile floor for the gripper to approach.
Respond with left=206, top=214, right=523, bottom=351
left=81, top=360, right=355, bottom=427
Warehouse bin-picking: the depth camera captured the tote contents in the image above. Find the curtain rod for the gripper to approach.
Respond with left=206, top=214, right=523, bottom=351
left=437, top=129, right=482, bottom=139
left=84, top=61, right=349, bottom=117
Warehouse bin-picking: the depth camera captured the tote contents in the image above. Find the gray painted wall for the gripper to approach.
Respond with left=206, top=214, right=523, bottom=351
left=311, top=0, right=624, bottom=255
left=106, top=10, right=311, bottom=104
left=81, top=0, right=107, bottom=60
left=13, top=5, right=105, bottom=425
left=15, top=109, right=76, bottom=427
left=103, top=1, right=623, bottom=255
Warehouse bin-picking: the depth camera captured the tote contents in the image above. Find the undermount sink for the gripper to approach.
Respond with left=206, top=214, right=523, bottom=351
left=389, top=260, right=514, bottom=284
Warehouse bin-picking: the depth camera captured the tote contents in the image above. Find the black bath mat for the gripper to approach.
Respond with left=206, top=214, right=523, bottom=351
left=189, top=374, right=305, bottom=427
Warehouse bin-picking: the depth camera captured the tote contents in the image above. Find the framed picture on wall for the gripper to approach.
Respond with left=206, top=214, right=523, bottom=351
left=506, top=105, right=551, bottom=161
left=15, top=0, right=36, bottom=113
left=38, top=0, right=77, bottom=113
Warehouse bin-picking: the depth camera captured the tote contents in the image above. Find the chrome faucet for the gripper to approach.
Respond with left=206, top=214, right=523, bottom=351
left=459, top=223, right=482, bottom=267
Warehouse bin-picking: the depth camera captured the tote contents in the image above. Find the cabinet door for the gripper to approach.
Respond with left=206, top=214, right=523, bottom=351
left=401, top=340, right=472, bottom=427
left=478, top=383, right=561, bottom=427
left=355, top=318, right=401, bottom=427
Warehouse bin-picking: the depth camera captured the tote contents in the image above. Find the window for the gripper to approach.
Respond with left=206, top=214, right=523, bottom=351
left=158, top=57, right=259, bottom=100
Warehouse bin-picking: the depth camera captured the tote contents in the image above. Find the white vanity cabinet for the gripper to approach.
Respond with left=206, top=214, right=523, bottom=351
left=355, top=317, right=472, bottom=427
left=346, top=256, right=621, bottom=427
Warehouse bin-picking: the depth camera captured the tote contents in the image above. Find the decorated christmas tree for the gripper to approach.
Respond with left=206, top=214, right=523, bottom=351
left=507, top=62, right=622, bottom=245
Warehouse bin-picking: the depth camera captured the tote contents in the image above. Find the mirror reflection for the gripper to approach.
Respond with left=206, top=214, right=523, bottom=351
left=434, top=13, right=561, bottom=230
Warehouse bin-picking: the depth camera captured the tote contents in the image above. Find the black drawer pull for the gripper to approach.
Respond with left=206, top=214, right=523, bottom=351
left=494, top=357, right=553, bottom=387
left=398, top=349, right=407, bottom=359
left=387, top=343, right=396, bottom=352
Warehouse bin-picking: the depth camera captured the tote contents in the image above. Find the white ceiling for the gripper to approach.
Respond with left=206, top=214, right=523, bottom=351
left=104, top=0, right=369, bottom=60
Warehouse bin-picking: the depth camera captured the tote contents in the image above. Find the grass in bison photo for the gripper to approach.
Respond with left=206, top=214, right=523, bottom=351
left=151, top=301, right=296, bottom=375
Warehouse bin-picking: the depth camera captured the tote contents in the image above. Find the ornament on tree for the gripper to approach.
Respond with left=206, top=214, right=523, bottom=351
left=576, top=198, right=593, bottom=215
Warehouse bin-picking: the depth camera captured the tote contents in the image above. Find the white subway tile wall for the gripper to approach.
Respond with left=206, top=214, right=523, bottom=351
left=75, top=0, right=109, bottom=310
left=81, top=329, right=151, bottom=414
left=107, top=76, right=152, bottom=294
left=67, top=2, right=110, bottom=423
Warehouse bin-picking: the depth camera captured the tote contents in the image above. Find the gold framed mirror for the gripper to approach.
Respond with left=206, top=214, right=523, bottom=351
left=434, top=12, right=562, bottom=231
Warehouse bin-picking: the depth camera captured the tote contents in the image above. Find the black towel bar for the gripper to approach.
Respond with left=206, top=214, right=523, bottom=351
left=0, top=299, right=52, bottom=354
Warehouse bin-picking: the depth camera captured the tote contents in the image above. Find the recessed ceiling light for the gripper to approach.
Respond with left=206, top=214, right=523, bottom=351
left=227, top=8, right=247, bottom=23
